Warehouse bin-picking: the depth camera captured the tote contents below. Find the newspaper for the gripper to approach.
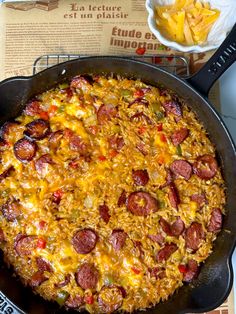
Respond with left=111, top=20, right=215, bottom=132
left=0, top=1, right=233, bottom=313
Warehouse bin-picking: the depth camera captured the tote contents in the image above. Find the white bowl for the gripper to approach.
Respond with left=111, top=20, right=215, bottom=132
left=146, top=0, right=236, bottom=53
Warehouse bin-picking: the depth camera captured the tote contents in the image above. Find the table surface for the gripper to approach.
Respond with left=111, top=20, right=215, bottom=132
left=219, top=61, right=236, bottom=312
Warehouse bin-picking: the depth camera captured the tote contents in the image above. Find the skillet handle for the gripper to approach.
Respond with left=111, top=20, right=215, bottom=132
left=186, top=23, right=236, bottom=96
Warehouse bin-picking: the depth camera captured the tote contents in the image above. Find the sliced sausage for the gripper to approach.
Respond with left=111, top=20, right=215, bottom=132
left=69, top=135, right=89, bottom=155
left=110, top=229, right=127, bottom=251
left=159, top=218, right=172, bottom=235
left=24, top=119, right=50, bottom=140
left=70, top=75, right=92, bottom=90
left=156, top=243, right=178, bottom=262
left=183, top=259, right=200, bottom=282
left=0, top=121, right=20, bottom=141
left=97, top=104, right=118, bottom=124
left=133, top=240, right=144, bottom=259
left=132, top=169, right=149, bottom=186
left=130, top=112, right=152, bottom=124
left=35, top=154, right=54, bottom=175
left=162, top=100, right=182, bottom=117
left=54, top=274, right=71, bottom=288
left=170, top=160, right=192, bottom=180
left=1, top=198, right=21, bottom=222
left=60, top=87, right=74, bottom=101
left=98, top=286, right=123, bottom=313
left=49, top=130, right=63, bottom=150
left=171, top=128, right=189, bottom=146
left=168, top=183, right=180, bottom=209
left=127, top=191, right=158, bottom=216
left=24, top=100, right=42, bottom=116
left=190, top=193, right=207, bottom=207
left=148, top=267, right=166, bottom=279
left=15, top=234, right=37, bottom=256
left=14, top=138, right=37, bottom=162
left=193, top=154, right=218, bottom=180
left=147, top=233, right=164, bottom=245
left=0, top=228, right=5, bottom=243
left=108, top=134, right=124, bottom=151
left=118, top=190, right=127, bottom=207
left=99, top=204, right=110, bottom=224
left=29, top=271, right=48, bottom=287
left=171, top=217, right=185, bottom=236
left=52, top=189, right=63, bottom=205
left=185, top=222, right=205, bottom=251
left=75, top=263, right=99, bottom=290
left=36, top=257, right=52, bottom=272
left=65, top=295, right=84, bottom=309
left=0, top=166, right=14, bottom=182
left=72, top=229, right=98, bottom=254
left=160, top=217, right=185, bottom=237
left=0, top=138, right=7, bottom=148
left=208, top=208, right=223, bottom=233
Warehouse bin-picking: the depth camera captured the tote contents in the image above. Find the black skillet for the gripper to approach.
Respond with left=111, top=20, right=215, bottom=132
left=0, top=24, right=236, bottom=314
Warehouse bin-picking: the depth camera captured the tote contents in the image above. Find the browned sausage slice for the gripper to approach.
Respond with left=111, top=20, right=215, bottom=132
left=99, top=204, right=110, bottom=224
left=171, top=217, right=185, bottom=236
left=108, top=135, right=125, bottom=151
left=127, top=191, right=158, bottom=216
left=183, top=259, right=200, bottom=282
left=24, top=119, right=50, bottom=140
left=185, top=222, right=205, bottom=251
left=15, top=234, right=37, bottom=256
left=160, top=217, right=185, bottom=236
left=208, top=208, right=222, bottom=233
left=65, top=295, right=84, bottom=309
left=193, top=154, right=218, bottom=180
left=0, top=121, right=20, bottom=141
left=24, top=100, right=42, bottom=116
left=1, top=198, right=21, bottom=222
left=170, top=160, right=192, bottom=180
left=72, top=229, right=98, bottom=254
left=30, top=271, right=48, bottom=287
left=98, top=286, right=123, bottom=313
left=132, top=169, right=149, bottom=186
left=130, top=112, right=152, bottom=124
left=75, top=263, right=99, bottom=290
left=171, top=128, right=189, bottom=146
left=97, top=104, right=118, bottom=124
left=0, top=228, right=5, bottom=243
left=159, top=218, right=172, bottom=235
left=162, top=100, right=182, bottom=117
left=35, top=154, right=54, bottom=175
left=14, top=138, right=37, bottom=162
left=147, top=233, right=164, bottom=245
left=0, top=166, right=14, bottom=182
left=168, top=183, right=180, bottom=209
left=36, top=257, right=52, bottom=272
left=70, top=75, right=92, bottom=90
left=156, top=243, right=178, bottom=262
left=49, top=130, right=63, bottom=150
left=190, top=193, right=207, bottom=207
left=55, top=274, right=71, bottom=288
left=118, top=190, right=127, bottom=207
left=110, top=229, right=127, bottom=251
left=69, top=135, right=89, bottom=155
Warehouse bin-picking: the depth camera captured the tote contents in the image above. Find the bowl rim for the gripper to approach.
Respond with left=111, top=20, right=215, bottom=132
left=145, top=0, right=222, bottom=53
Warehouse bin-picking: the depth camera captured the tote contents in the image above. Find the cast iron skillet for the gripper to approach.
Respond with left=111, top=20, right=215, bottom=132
left=0, top=24, right=236, bottom=314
